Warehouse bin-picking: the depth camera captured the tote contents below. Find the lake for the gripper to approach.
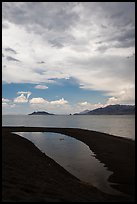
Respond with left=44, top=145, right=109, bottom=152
left=2, top=115, right=135, bottom=140
left=14, top=131, right=121, bottom=195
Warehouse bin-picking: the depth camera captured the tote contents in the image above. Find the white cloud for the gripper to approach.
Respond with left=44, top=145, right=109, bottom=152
left=2, top=98, right=10, bottom=103
left=2, top=98, right=16, bottom=111
left=106, top=97, right=119, bottom=105
left=77, top=101, right=104, bottom=111
left=106, top=85, right=135, bottom=105
left=50, top=98, right=68, bottom=105
left=17, top=91, right=31, bottom=94
left=29, top=97, right=47, bottom=104
left=14, top=93, right=28, bottom=103
left=34, top=85, right=48, bottom=89
left=17, top=91, right=31, bottom=99
left=78, top=101, right=89, bottom=106
left=13, top=91, right=31, bottom=103
left=29, top=97, right=68, bottom=105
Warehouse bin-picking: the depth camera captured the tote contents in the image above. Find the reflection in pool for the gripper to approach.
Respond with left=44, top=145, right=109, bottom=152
left=14, top=132, right=120, bottom=195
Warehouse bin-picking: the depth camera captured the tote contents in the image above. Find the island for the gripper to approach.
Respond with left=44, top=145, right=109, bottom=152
left=28, top=111, right=54, bottom=115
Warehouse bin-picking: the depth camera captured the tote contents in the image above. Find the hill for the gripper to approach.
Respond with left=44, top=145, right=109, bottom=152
left=74, top=104, right=135, bottom=115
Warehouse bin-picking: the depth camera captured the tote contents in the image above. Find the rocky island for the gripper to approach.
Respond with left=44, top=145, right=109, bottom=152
left=28, top=111, right=54, bottom=115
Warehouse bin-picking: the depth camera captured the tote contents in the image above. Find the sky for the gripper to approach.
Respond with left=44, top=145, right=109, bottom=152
left=2, top=2, right=135, bottom=114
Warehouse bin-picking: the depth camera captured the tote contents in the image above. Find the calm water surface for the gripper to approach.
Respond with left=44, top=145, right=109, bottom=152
left=3, top=115, right=135, bottom=140
left=14, top=131, right=121, bottom=195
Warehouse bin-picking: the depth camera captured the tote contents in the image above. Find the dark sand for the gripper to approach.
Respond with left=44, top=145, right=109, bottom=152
left=2, top=127, right=135, bottom=202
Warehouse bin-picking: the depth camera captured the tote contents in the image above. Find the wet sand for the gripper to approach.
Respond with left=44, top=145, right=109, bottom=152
left=2, top=126, right=135, bottom=202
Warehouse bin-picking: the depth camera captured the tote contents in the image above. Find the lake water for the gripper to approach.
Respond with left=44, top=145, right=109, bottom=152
left=14, top=131, right=120, bottom=195
left=3, top=115, right=135, bottom=140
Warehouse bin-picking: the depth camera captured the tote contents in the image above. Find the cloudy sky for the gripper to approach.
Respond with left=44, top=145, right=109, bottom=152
left=2, top=2, right=135, bottom=114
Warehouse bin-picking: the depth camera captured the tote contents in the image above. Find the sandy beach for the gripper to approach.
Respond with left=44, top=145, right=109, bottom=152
left=2, top=126, right=135, bottom=202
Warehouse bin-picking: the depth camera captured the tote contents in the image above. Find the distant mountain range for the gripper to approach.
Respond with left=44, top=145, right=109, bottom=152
left=74, top=105, right=135, bottom=115
left=28, top=111, right=54, bottom=115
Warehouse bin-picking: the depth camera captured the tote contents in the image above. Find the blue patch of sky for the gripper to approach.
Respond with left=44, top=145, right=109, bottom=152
left=2, top=77, right=107, bottom=104
left=2, top=83, right=33, bottom=100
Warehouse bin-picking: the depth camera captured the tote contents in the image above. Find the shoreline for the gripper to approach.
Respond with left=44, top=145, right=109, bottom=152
left=2, top=126, right=135, bottom=202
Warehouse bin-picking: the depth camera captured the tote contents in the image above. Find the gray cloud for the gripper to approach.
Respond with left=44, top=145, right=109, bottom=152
left=80, top=2, right=135, bottom=52
left=2, top=2, right=79, bottom=32
left=107, top=28, right=135, bottom=48
left=2, top=2, right=135, bottom=51
left=96, top=45, right=109, bottom=53
left=5, top=47, right=17, bottom=54
left=6, top=56, right=20, bottom=62
left=37, top=61, right=45, bottom=64
left=101, top=24, right=107, bottom=29
left=2, top=2, right=78, bottom=50
left=2, top=22, right=9, bottom=29
left=96, top=41, right=103, bottom=44
left=126, top=53, right=135, bottom=59
left=67, top=55, right=135, bottom=86
left=96, top=27, right=135, bottom=52
left=49, top=39, right=64, bottom=48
